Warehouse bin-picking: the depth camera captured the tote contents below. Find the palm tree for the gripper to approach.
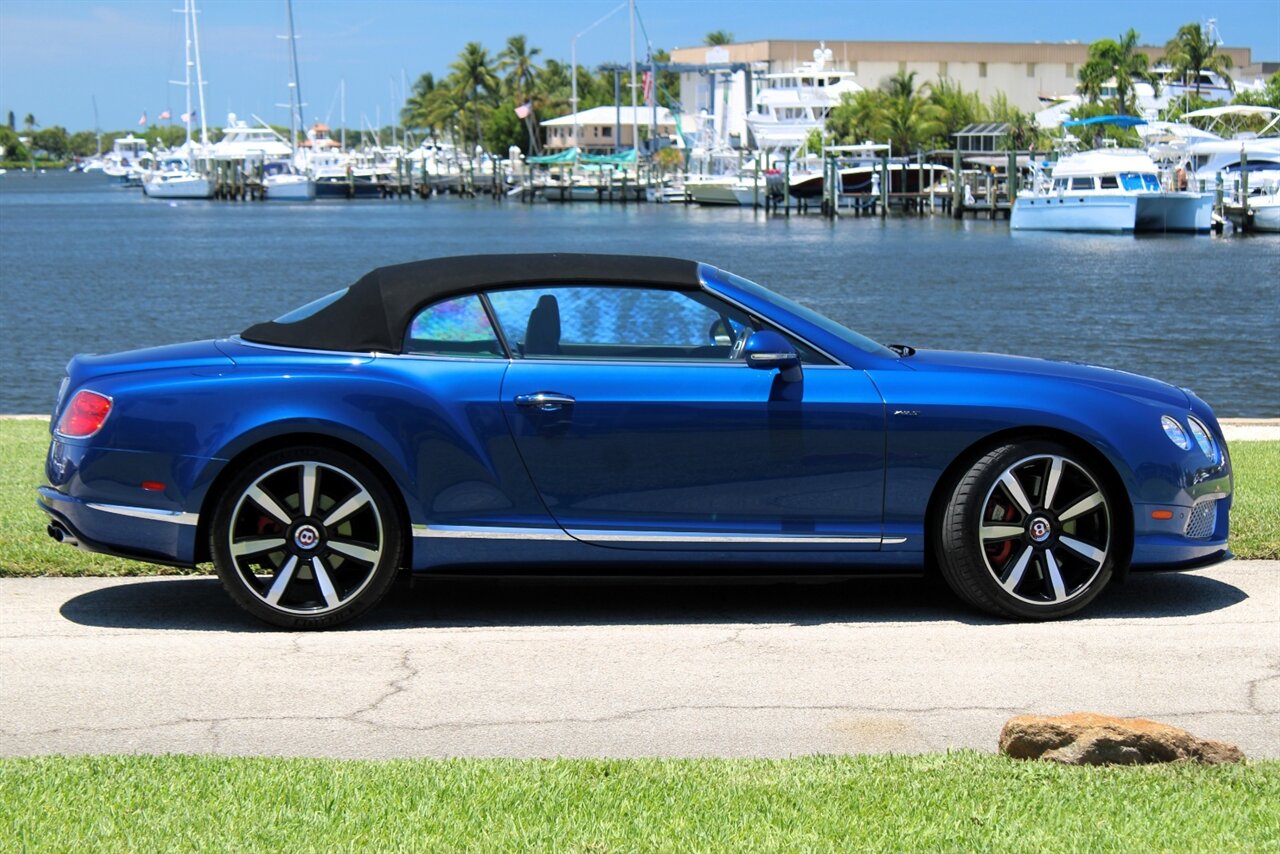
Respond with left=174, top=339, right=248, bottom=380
left=22, top=113, right=36, bottom=131
left=450, top=42, right=500, bottom=157
left=1163, top=22, right=1233, bottom=97
left=703, top=30, right=733, bottom=46
left=929, top=78, right=988, bottom=139
left=401, top=72, right=437, bottom=137
left=499, top=35, right=543, bottom=153
left=1076, top=29, right=1160, bottom=116
left=871, top=72, right=945, bottom=152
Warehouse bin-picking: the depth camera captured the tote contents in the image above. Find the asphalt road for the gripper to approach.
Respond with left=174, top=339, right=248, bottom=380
left=2, top=562, right=1277, bottom=759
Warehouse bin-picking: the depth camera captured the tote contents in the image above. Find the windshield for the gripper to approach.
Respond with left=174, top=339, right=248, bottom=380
left=712, top=269, right=896, bottom=358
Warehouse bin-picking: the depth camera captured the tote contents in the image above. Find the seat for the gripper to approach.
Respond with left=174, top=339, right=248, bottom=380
left=523, top=294, right=561, bottom=356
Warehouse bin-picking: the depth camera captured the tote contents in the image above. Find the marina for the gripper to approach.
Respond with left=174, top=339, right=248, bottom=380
left=1, top=169, right=1277, bottom=419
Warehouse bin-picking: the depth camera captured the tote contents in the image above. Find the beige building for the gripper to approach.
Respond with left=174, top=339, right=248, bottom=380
left=543, top=106, right=677, bottom=153
left=669, top=40, right=1255, bottom=143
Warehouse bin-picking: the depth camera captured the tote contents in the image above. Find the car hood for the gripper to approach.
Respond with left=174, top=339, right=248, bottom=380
left=902, top=349, right=1190, bottom=409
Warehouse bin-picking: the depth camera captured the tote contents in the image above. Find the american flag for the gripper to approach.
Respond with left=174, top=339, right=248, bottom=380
left=514, top=101, right=532, bottom=120
left=159, top=110, right=172, bottom=120
left=181, top=109, right=198, bottom=123
left=642, top=71, right=654, bottom=106
left=137, top=111, right=147, bottom=126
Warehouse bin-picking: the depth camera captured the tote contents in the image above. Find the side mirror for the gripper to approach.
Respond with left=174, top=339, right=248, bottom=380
left=742, top=330, right=802, bottom=383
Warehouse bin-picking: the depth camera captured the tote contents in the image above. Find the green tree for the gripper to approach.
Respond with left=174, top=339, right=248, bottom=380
left=32, top=126, right=70, bottom=159
left=0, top=126, right=28, bottom=161
left=484, top=97, right=528, bottom=155
left=22, top=113, right=36, bottom=131
left=1076, top=29, right=1159, bottom=116
left=1162, top=22, right=1233, bottom=97
left=872, top=71, right=945, bottom=152
left=449, top=42, right=500, bottom=156
left=827, top=90, right=886, bottom=145
left=499, top=34, right=543, bottom=153
left=703, top=30, right=733, bottom=46
left=1232, top=71, right=1280, bottom=110
left=401, top=72, right=438, bottom=137
left=68, top=130, right=99, bottom=157
left=929, top=78, right=989, bottom=140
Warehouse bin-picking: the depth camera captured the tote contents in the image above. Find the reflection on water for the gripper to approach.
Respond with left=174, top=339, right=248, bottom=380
left=1, top=170, right=1277, bottom=415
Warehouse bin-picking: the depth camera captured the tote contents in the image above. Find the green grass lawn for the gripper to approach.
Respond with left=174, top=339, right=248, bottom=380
left=1, top=753, right=1277, bottom=852
left=2, top=417, right=1277, bottom=577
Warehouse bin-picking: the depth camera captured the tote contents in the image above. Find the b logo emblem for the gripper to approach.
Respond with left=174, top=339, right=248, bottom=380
left=1028, top=518, right=1052, bottom=543
left=294, top=525, right=320, bottom=550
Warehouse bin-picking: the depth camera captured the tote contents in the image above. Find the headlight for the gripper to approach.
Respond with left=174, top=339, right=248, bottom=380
left=1161, top=415, right=1191, bottom=450
left=1186, top=415, right=1217, bottom=460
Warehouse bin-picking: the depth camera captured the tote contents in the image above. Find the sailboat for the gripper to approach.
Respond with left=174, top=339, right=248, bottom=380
left=262, top=0, right=316, bottom=201
left=143, top=0, right=212, bottom=199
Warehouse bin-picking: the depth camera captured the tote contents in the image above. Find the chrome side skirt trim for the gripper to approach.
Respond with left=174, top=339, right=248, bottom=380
left=413, top=522, right=905, bottom=546
left=413, top=524, right=572, bottom=541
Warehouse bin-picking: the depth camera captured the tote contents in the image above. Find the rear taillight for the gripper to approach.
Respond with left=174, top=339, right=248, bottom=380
left=56, top=390, right=113, bottom=438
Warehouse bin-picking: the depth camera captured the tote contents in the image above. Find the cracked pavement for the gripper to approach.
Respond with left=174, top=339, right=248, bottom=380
left=1, top=561, right=1277, bottom=759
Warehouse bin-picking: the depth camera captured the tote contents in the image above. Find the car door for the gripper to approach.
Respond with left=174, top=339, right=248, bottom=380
left=488, top=284, right=887, bottom=550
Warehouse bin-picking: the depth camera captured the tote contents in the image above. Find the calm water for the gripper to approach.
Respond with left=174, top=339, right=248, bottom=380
left=1, top=170, right=1277, bottom=415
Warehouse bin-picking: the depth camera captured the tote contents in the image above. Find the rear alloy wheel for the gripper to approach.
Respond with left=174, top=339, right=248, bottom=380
left=937, top=441, right=1117, bottom=620
left=211, top=447, right=403, bottom=629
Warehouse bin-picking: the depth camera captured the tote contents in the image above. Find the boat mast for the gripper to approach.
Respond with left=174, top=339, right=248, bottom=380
left=170, top=0, right=194, bottom=148
left=340, top=79, right=346, bottom=150
left=628, top=0, right=637, bottom=155
left=190, top=0, right=209, bottom=147
left=285, top=0, right=304, bottom=150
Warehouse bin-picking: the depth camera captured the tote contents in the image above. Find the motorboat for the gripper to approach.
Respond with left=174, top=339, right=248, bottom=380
left=142, top=153, right=212, bottom=199
left=100, top=135, right=153, bottom=186
left=261, top=161, right=315, bottom=201
left=745, top=45, right=861, bottom=150
left=1012, top=138, right=1210, bottom=233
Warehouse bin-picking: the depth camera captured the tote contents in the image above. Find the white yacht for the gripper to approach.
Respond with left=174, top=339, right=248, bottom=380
left=100, top=135, right=153, bottom=185
left=142, top=153, right=212, bottom=199
left=745, top=46, right=861, bottom=150
left=1013, top=145, right=1211, bottom=233
left=261, top=161, right=315, bottom=201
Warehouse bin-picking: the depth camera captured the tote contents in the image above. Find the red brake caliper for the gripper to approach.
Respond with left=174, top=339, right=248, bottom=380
left=987, top=503, right=1014, bottom=564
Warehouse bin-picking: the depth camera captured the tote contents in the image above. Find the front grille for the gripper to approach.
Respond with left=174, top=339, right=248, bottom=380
left=1185, top=500, right=1217, bottom=539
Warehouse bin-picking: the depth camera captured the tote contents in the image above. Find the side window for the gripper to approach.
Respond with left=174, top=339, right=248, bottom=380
left=1070, top=177, right=1094, bottom=191
left=485, top=285, right=828, bottom=363
left=1099, top=175, right=1119, bottom=190
left=403, top=295, right=504, bottom=358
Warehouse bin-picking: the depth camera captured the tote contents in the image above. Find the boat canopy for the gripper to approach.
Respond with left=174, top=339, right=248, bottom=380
left=1062, top=115, right=1147, bottom=129
left=526, top=148, right=578, bottom=165
left=525, top=148, right=639, bottom=167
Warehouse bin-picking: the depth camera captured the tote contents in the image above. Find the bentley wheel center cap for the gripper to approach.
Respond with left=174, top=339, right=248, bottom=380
left=294, top=524, right=322, bottom=550
left=1028, top=517, right=1053, bottom=544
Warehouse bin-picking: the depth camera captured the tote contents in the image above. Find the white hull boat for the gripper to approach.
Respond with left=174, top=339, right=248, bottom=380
left=143, top=171, right=212, bottom=199
left=1012, top=147, right=1210, bottom=233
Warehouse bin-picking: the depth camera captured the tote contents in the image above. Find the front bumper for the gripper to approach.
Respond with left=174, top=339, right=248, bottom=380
left=37, top=486, right=200, bottom=567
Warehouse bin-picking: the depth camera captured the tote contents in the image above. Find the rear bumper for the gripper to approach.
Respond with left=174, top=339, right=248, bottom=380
left=37, top=486, right=199, bottom=567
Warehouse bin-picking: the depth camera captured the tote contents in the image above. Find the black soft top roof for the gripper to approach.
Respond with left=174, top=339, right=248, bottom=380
left=241, top=253, right=703, bottom=353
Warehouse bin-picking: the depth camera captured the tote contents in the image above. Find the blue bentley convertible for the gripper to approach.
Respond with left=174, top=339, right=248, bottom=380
left=38, top=255, right=1232, bottom=628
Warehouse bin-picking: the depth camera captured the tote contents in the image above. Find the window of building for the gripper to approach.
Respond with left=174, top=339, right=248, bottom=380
left=1066, top=62, right=1074, bottom=78
left=898, top=61, right=906, bottom=74
left=1027, top=62, right=1036, bottom=78
left=939, top=61, right=948, bottom=77
left=602, top=127, right=612, bottom=138
left=979, top=62, right=987, bottom=78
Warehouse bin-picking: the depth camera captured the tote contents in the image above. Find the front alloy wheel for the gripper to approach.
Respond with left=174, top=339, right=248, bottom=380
left=211, top=447, right=403, bottom=629
left=937, top=441, right=1118, bottom=619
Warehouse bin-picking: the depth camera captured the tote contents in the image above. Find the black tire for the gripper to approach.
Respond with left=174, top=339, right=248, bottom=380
left=936, top=440, right=1119, bottom=620
left=210, top=446, right=403, bottom=629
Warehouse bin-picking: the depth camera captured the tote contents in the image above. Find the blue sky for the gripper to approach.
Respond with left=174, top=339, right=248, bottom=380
left=2, top=0, right=1278, bottom=132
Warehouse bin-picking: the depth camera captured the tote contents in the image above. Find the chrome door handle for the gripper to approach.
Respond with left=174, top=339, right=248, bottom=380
left=514, top=392, right=576, bottom=411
